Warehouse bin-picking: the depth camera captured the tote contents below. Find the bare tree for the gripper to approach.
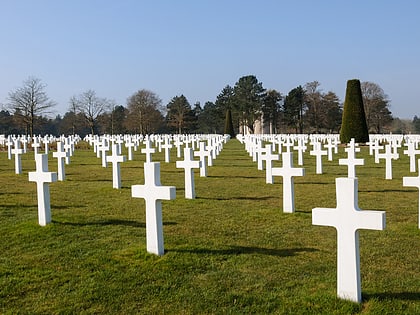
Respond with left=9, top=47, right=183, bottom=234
left=361, top=81, right=393, bottom=133
left=72, top=90, right=110, bottom=135
left=126, top=90, right=164, bottom=134
left=7, top=76, right=56, bottom=136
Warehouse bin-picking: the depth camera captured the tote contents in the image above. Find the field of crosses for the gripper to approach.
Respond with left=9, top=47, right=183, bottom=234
left=0, top=132, right=419, bottom=312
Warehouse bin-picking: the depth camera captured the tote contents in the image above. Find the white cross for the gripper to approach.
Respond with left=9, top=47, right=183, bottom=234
left=106, top=144, right=126, bottom=189
left=256, top=144, right=270, bottom=170
left=260, top=144, right=279, bottom=184
left=99, top=138, right=110, bottom=167
left=310, top=141, right=327, bottom=174
left=194, top=142, right=209, bottom=177
left=28, top=154, right=58, bottom=226
left=125, top=137, right=136, bottom=161
left=43, top=136, right=50, bottom=154
left=6, top=135, right=13, bottom=160
left=142, top=139, right=155, bottom=163
left=64, top=137, right=73, bottom=164
left=176, top=147, right=201, bottom=199
left=173, top=137, right=183, bottom=158
left=272, top=152, right=304, bottom=213
left=32, top=137, right=42, bottom=156
left=403, top=140, right=420, bottom=173
left=11, top=139, right=24, bottom=175
left=312, top=178, right=386, bottom=303
left=52, top=141, right=69, bottom=181
left=324, top=138, right=336, bottom=161
left=282, top=136, right=294, bottom=153
left=377, top=144, right=399, bottom=180
left=403, top=159, right=420, bottom=228
left=293, top=138, right=307, bottom=166
left=161, top=136, right=173, bottom=163
left=339, top=139, right=364, bottom=178
left=131, top=162, right=176, bottom=256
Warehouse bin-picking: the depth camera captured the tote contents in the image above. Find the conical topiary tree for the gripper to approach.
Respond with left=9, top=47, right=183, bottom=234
left=224, top=109, right=235, bottom=138
left=340, top=79, right=369, bottom=144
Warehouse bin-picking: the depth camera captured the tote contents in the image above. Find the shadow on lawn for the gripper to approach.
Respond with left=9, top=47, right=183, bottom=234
left=53, top=219, right=177, bottom=228
left=364, top=291, right=420, bottom=302
left=170, top=245, right=318, bottom=257
left=197, top=196, right=276, bottom=201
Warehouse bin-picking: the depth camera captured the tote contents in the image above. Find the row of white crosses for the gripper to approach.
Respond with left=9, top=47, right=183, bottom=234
left=239, top=133, right=420, bottom=303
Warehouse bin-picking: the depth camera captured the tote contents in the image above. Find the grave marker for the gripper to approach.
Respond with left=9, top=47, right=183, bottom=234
left=403, top=159, right=420, bottom=228
left=28, top=154, right=58, bottom=226
left=131, top=162, right=176, bottom=255
left=312, top=178, right=386, bottom=303
left=176, top=148, right=201, bottom=199
left=11, top=139, right=24, bottom=175
left=52, top=141, right=69, bottom=181
left=106, top=144, right=126, bottom=189
left=272, top=152, right=304, bottom=212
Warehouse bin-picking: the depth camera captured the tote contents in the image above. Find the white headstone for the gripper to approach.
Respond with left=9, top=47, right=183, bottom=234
left=52, top=141, right=69, bottom=181
left=339, top=139, right=364, bottom=178
left=312, top=178, right=386, bottom=303
left=194, top=142, right=209, bottom=177
left=176, top=147, right=201, bottom=199
left=131, top=162, right=176, bottom=256
left=6, top=135, right=13, bottom=160
left=11, top=139, right=24, bottom=175
left=161, top=136, right=173, bottom=163
left=403, top=159, right=420, bottom=228
left=28, top=154, right=58, bottom=226
left=403, top=140, right=420, bottom=173
left=310, top=141, right=327, bottom=174
left=272, top=152, right=304, bottom=213
left=260, top=144, right=279, bottom=184
left=142, top=139, right=155, bottom=163
left=377, top=144, right=399, bottom=180
left=106, top=144, right=126, bottom=189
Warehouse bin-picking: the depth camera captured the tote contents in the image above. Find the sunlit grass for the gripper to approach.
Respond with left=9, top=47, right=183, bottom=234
left=0, top=139, right=419, bottom=314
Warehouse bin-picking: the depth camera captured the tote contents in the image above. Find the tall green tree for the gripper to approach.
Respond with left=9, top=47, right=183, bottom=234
left=7, top=76, right=56, bottom=137
left=413, top=116, right=420, bottom=133
left=262, top=89, right=282, bottom=134
left=322, top=91, right=342, bottom=133
left=232, top=75, right=266, bottom=134
left=166, top=95, right=195, bottom=134
left=215, top=85, right=236, bottom=132
left=361, top=81, right=393, bottom=133
left=340, top=79, right=369, bottom=143
left=224, top=109, right=235, bottom=138
left=283, top=86, right=306, bottom=133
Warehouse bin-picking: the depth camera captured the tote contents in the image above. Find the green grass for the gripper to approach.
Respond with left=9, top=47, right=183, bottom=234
left=0, top=139, right=419, bottom=314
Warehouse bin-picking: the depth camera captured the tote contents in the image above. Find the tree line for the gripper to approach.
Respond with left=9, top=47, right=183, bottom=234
left=1, top=75, right=412, bottom=138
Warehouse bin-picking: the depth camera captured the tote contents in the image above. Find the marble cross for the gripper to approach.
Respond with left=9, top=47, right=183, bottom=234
left=403, top=159, right=420, bottom=228
left=339, top=139, right=364, bottom=178
left=312, top=177, right=386, bottom=303
left=28, top=154, right=58, bottom=226
left=310, top=141, right=328, bottom=174
left=260, top=144, right=280, bottom=184
left=142, top=139, right=156, bottom=163
left=176, top=147, right=201, bottom=199
left=52, top=141, right=69, bottom=181
left=194, top=142, right=209, bottom=177
left=272, top=152, right=304, bottom=212
left=11, top=139, right=24, bottom=175
left=131, top=162, right=176, bottom=255
left=106, top=144, right=126, bottom=189
left=377, top=144, right=399, bottom=180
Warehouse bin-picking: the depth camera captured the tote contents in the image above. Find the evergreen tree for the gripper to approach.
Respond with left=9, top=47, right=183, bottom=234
left=224, top=109, right=235, bottom=138
left=340, top=79, right=369, bottom=143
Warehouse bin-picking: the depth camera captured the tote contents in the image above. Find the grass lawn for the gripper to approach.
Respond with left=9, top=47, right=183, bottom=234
left=0, top=138, right=419, bottom=314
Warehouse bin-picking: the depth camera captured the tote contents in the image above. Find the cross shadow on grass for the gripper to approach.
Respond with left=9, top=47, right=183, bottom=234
left=170, top=245, right=318, bottom=257
left=197, top=196, right=276, bottom=201
left=53, top=219, right=177, bottom=228
left=364, top=291, right=420, bottom=302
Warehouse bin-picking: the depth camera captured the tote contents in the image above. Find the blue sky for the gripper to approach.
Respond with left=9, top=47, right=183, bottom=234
left=0, top=0, right=419, bottom=119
